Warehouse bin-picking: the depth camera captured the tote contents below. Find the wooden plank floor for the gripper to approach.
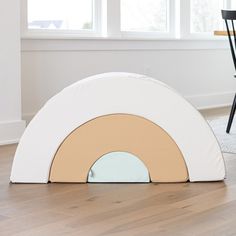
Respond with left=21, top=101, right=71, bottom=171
left=0, top=108, right=236, bottom=236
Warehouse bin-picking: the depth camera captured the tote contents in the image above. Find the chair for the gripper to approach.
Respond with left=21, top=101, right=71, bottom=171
left=222, top=10, right=236, bottom=133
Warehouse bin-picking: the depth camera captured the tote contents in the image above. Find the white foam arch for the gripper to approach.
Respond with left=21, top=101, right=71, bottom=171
left=11, top=72, right=225, bottom=183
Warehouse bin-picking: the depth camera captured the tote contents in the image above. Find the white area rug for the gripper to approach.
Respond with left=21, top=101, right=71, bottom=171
left=208, top=116, right=236, bottom=154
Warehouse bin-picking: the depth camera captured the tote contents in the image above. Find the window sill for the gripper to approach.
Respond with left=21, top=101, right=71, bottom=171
left=21, top=36, right=229, bottom=52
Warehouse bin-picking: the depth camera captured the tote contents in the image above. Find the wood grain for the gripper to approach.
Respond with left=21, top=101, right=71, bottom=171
left=0, top=109, right=235, bottom=235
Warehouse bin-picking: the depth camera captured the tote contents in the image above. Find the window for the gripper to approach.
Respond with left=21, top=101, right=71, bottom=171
left=231, top=1, right=236, bottom=8
left=28, top=0, right=94, bottom=31
left=190, top=0, right=225, bottom=33
left=22, top=0, right=235, bottom=39
left=22, top=0, right=101, bottom=36
left=120, top=0, right=168, bottom=33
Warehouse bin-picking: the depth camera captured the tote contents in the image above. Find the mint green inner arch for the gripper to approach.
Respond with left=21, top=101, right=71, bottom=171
left=88, top=152, right=150, bottom=183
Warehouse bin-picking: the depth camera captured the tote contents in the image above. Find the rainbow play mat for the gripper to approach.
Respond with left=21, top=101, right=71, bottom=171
left=10, top=73, right=226, bottom=183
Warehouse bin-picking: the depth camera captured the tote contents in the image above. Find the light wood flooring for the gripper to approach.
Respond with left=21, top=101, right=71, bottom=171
left=0, top=107, right=236, bottom=236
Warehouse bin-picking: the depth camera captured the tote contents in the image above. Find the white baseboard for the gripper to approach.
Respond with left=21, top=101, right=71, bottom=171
left=186, top=91, right=234, bottom=110
left=22, top=113, right=35, bottom=125
left=0, top=120, right=26, bottom=145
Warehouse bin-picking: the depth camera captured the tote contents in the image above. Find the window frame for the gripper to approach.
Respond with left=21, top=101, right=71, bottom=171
left=118, top=0, right=176, bottom=39
left=21, top=0, right=103, bottom=38
left=21, top=0, right=234, bottom=40
left=182, top=0, right=231, bottom=39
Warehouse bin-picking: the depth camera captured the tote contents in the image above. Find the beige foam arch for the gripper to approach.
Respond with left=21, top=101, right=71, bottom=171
left=49, top=114, right=188, bottom=183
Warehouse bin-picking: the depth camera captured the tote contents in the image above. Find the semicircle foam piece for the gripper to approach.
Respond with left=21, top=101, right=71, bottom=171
left=10, top=72, right=226, bottom=183
left=87, top=152, right=150, bottom=183
left=49, top=114, right=188, bottom=183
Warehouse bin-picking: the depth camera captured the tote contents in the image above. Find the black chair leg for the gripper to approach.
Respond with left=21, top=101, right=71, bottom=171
left=226, top=93, right=236, bottom=133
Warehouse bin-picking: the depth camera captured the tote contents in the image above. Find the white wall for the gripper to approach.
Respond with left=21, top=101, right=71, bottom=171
left=21, top=43, right=236, bottom=122
left=0, top=0, right=25, bottom=144
left=0, top=3, right=233, bottom=144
